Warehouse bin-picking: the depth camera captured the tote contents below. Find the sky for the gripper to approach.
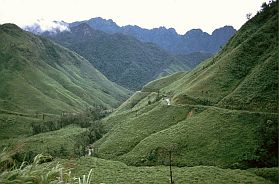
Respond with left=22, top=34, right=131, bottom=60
left=0, top=0, right=269, bottom=34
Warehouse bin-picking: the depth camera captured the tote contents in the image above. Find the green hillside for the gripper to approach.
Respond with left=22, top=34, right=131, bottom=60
left=168, top=5, right=278, bottom=113
left=0, top=24, right=130, bottom=115
left=1, top=154, right=275, bottom=183
left=68, top=156, right=273, bottom=184
left=94, top=1, right=278, bottom=169
left=0, top=2, right=278, bottom=184
left=46, top=24, right=211, bottom=90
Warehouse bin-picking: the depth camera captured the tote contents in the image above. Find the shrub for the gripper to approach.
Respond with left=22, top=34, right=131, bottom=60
left=31, top=106, right=108, bottom=135
left=0, top=150, right=94, bottom=184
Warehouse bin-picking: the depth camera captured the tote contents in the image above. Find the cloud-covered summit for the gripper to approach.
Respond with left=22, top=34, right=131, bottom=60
left=23, top=19, right=69, bottom=34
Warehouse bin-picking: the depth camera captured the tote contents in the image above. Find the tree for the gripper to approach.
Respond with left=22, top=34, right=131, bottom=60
left=261, top=2, right=268, bottom=11
left=88, top=120, right=105, bottom=143
left=246, top=13, right=252, bottom=20
left=59, top=146, right=67, bottom=157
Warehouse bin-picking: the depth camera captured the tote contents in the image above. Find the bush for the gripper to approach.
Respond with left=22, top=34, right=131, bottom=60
left=31, top=106, right=108, bottom=135
left=243, top=119, right=278, bottom=168
left=248, top=167, right=279, bottom=183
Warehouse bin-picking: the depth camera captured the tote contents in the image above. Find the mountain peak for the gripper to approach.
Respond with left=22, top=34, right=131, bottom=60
left=0, top=23, right=22, bottom=31
left=89, top=17, right=117, bottom=25
left=151, top=26, right=177, bottom=35
left=75, top=22, right=92, bottom=30
left=212, top=25, right=236, bottom=35
left=0, top=23, right=25, bottom=38
left=84, top=17, right=120, bottom=33
left=69, top=18, right=236, bottom=54
left=70, top=23, right=100, bottom=37
left=184, top=28, right=206, bottom=35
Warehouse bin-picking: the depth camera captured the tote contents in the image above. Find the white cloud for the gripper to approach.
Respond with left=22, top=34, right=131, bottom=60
left=23, top=19, right=69, bottom=34
left=0, top=0, right=270, bottom=34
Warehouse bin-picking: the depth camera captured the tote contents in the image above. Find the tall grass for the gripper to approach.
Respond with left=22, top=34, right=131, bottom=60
left=0, top=149, right=94, bottom=184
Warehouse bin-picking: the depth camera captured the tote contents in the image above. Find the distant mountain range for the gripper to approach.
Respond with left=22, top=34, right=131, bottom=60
left=25, top=17, right=236, bottom=55
left=44, top=23, right=212, bottom=90
left=24, top=18, right=235, bottom=90
left=70, top=17, right=236, bottom=54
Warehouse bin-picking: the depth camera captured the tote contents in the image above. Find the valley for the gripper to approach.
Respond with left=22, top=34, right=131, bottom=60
left=0, top=1, right=278, bottom=184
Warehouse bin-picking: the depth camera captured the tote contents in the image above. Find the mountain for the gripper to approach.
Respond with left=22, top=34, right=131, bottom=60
left=174, top=52, right=214, bottom=69
left=93, top=1, right=278, bottom=169
left=70, top=18, right=236, bottom=54
left=1, top=2, right=278, bottom=184
left=45, top=23, right=211, bottom=90
left=70, top=17, right=119, bottom=33
left=0, top=24, right=130, bottom=115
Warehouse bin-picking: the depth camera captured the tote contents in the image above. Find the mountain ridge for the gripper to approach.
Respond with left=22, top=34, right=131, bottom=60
left=0, top=23, right=130, bottom=114
left=24, top=17, right=236, bottom=54
left=45, top=23, right=212, bottom=90
left=70, top=17, right=236, bottom=54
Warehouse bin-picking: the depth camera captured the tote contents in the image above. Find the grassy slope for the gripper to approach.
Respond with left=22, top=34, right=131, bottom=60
left=19, top=125, right=87, bottom=155
left=64, top=156, right=272, bottom=184
left=120, top=106, right=277, bottom=167
left=0, top=124, right=88, bottom=159
left=0, top=113, right=39, bottom=140
left=94, top=2, right=278, bottom=168
left=166, top=4, right=278, bottom=112
left=0, top=24, right=130, bottom=115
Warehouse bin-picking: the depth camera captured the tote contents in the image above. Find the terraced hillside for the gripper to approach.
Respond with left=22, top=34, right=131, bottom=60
left=0, top=24, right=130, bottom=115
left=94, top=1, right=278, bottom=169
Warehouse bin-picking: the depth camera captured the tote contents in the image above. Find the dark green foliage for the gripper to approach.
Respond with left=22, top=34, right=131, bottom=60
left=246, top=119, right=278, bottom=167
left=1, top=106, right=107, bottom=163
left=59, top=145, right=68, bottom=157
left=88, top=120, right=105, bottom=144
left=46, top=24, right=211, bottom=90
left=31, top=106, right=108, bottom=135
left=27, top=107, right=107, bottom=158
left=20, top=151, right=36, bottom=163
left=12, top=151, right=53, bottom=166
left=74, top=144, right=86, bottom=157
left=248, top=167, right=279, bottom=183
left=174, top=52, right=213, bottom=69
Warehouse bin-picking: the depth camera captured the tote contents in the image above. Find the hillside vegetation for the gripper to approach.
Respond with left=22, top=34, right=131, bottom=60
left=94, top=1, right=278, bottom=170
left=0, top=2, right=278, bottom=184
left=0, top=153, right=274, bottom=184
left=0, top=24, right=130, bottom=115
left=46, top=24, right=211, bottom=90
left=68, top=156, right=273, bottom=184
